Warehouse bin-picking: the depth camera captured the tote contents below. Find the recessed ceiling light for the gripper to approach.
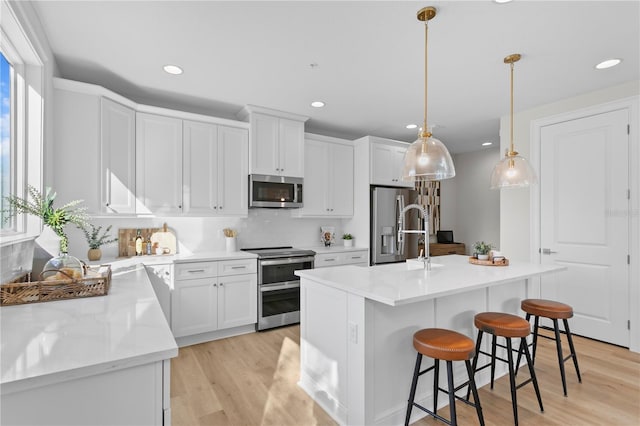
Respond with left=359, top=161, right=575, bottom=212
left=494, top=0, right=513, bottom=3
left=406, top=124, right=418, bottom=129
left=482, top=142, right=493, bottom=146
left=311, top=101, right=325, bottom=108
left=595, top=58, right=622, bottom=70
left=163, top=64, right=183, bottom=75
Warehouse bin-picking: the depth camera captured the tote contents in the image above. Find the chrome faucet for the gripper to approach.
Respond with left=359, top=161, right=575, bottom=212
left=397, top=203, right=431, bottom=270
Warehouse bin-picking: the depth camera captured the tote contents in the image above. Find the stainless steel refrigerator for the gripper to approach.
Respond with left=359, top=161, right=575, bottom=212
left=370, top=186, right=421, bottom=265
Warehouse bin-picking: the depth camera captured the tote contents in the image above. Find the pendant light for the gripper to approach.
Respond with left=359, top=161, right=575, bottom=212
left=402, top=6, right=455, bottom=182
left=490, top=54, right=537, bottom=189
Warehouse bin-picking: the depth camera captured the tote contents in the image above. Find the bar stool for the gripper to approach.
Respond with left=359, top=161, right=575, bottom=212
left=405, top=328, right=484, bottom=426
left=469, top=312, right=543, bottom=426
left=516, top=299, right=582, bottom=396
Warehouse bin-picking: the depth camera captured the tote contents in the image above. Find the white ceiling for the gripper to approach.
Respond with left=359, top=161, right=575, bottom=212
left=32, top=1, right=639, bottom=153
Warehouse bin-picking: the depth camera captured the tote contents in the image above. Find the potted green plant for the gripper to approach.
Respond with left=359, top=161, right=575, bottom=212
left=81, top=224, right=118, bottom=261
left=3, top=185, right=87, bottom=254
left=473, top=241, right=493, bottom=260
left=342, top=233, right=354, bottom=248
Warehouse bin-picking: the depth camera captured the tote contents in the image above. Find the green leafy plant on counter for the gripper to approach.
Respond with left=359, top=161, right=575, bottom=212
left=81, top=224, right=118, bottom=249
left=2, top=185, right=88, bottom=253
left=473, top=241, right=493, bottom=255
left=342, top=233, right=353, bottom=240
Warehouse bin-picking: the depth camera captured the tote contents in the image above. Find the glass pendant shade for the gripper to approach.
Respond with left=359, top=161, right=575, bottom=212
left=489, top=153, right=537, bottom=189
left=402, top=134, right=456, bottom=181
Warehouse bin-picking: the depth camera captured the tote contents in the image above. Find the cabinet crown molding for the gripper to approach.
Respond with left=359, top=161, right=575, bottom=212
left=238, top=104, right=310, bottom=122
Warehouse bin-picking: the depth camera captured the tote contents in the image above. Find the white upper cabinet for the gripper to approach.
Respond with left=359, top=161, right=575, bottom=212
left=101, top=98, right=136, bottom=214
left=183, top=120, right=248, bottom=216
left=136, top=113, right=183, bottom=215
left=296, top=135, right=354, bottom=217
left=53, top=88, right=101, bottom=213
left=240, top=105, right=308, bottom=177
left=370, top=138, right=413, bottom=188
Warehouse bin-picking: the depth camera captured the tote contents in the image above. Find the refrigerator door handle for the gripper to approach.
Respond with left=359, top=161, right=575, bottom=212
left=396, top=194, right=405, bottom=255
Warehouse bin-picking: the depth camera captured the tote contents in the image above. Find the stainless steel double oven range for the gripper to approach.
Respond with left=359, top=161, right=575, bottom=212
left=242, top=247, right=315, bottom=331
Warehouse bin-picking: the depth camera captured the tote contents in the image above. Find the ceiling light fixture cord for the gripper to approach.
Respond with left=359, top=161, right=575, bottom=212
left=510, top=60, right=515, bottom=155
left=423, top=18, right=429, bottom=135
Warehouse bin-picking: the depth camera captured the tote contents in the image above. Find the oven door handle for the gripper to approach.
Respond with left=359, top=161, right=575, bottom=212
left=260, top=281, right=300, bottom=292
left=260, top=256, right=316, bottom=266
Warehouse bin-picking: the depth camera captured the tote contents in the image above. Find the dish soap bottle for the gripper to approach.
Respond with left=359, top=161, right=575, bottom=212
left=135, top=229, right=143, bottom=256
left=145, top=233, right=152, bottom=255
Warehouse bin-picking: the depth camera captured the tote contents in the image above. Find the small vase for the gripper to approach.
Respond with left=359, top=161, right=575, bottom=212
left=88, top=248, right=102, bottom=261
left=225, top=237, right=237, bottom=253
left=477, top=254, right=489, bottom=261
left=343, top=239, right=354, bottom=248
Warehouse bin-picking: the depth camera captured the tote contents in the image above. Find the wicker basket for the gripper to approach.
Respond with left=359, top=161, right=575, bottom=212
left=1, top=265, right=112, bottom=306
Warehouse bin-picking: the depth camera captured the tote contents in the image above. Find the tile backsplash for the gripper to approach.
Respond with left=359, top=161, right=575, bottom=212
left=62, top=209, right=347, bottom=261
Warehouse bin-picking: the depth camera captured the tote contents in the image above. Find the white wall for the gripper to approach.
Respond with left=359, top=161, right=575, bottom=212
left=500, top=80, right=640, bottom=260
left=446, top=148, right=501, bottom=254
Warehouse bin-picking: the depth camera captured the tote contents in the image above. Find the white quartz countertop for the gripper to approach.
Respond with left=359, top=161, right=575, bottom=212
left=0, top=264, right=179, bottom=395
left=296, top=255, right=566, bottom=306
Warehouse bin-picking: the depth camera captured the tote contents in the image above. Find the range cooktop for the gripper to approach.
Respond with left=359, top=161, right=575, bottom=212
left=241, top=246, right=316, bottom=259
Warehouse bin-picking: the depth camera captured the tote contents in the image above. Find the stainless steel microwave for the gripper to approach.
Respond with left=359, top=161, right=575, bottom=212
left=249, top=174, right=303, bottom=208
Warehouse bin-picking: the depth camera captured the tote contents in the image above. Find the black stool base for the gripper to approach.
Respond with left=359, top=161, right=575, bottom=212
left=405, top=354, right=485, bottom=426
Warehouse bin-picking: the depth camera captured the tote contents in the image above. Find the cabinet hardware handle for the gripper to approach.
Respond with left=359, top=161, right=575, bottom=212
left=219, top=283, right=224, bottom=286
left=213, top=206, right=217, bottom=209
left=325, top=258, right=336, bottom=261
left=219, top=206, right=223, bottom=209
left=165, top=271, right=170, bottom=276
left=105, top=203, right=110, bottom=207
left=231, top=266, right=246, bottom=269
left=352, top=256, right=361, bottom=259
left=213, top=283, right=217, bottom=287
left=178, top=205, right=182, bottom=209
left=187, top=269, right=205, bottom=273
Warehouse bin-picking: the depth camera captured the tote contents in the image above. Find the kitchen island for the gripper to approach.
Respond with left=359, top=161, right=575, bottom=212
left=295, top=255, right=566, bottom=426
left=1, top=264, right=178, bottom=425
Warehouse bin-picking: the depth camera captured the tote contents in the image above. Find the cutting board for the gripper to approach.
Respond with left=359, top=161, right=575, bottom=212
left=150, top=223, right=177, bottom=255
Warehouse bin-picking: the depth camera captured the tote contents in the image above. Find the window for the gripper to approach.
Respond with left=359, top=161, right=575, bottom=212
left=0, top=0, right=44, bottom=244
left=1, top=51, right=13, bottom=230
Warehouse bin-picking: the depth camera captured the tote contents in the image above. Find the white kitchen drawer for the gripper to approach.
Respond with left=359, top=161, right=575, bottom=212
left=342, top=251, right=367, bottom=264
left=315, top=253, right=342, bottom=267
left=315, top=250, right=369, bottom=268
left=175, top=261, right=218, bottom=280
left=218, top=258, right=257, bottom=276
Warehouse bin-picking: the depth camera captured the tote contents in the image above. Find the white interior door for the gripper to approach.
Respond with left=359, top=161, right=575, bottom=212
left=540, top=108, right=629, bottom=346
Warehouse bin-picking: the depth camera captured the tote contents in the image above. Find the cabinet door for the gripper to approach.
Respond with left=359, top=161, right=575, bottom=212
left=279, top=118, right=304, bottom=177
left=329, top=143, right=354, bottom=216
left=183, top=120, right=218, bottom=215
left=136, top=113, right=183, bottom=214
left=300, top=139, right=329, bottom=215
left=250, top=113, right=279, bottom=175
left=370, top=143, right=395, bottom=185
left=101, top=98, right=136, bottom=214
left=217, top=274, right=257, bottom=330
left=217, top=126, right=248, bottom=216
left=53, top=89, right=101, bottom=213
left=171, top=277, right=217, bottom=337
left=393, top=146, right=414, bottom=188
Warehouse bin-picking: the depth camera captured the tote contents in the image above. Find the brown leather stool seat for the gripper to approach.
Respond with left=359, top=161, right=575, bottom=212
left=413, top=328, right=476, bottom=361
left=521, top=299, right=573, bottom=319
left=405, top=328, right=484, bottom=426
left=468, top=312, right=543, bottom=426
left=517, top=299, right=582, bottom=397
left=474, top=312, right=531, bottom=338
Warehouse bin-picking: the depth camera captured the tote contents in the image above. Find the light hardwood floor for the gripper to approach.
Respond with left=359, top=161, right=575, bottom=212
left=171, top=326, right=640, bottom=425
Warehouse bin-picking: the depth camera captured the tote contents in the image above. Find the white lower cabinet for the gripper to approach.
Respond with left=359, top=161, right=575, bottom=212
left=171, top=259, right=257, bottom=338
left=315, top=249, right=368, bottom=268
